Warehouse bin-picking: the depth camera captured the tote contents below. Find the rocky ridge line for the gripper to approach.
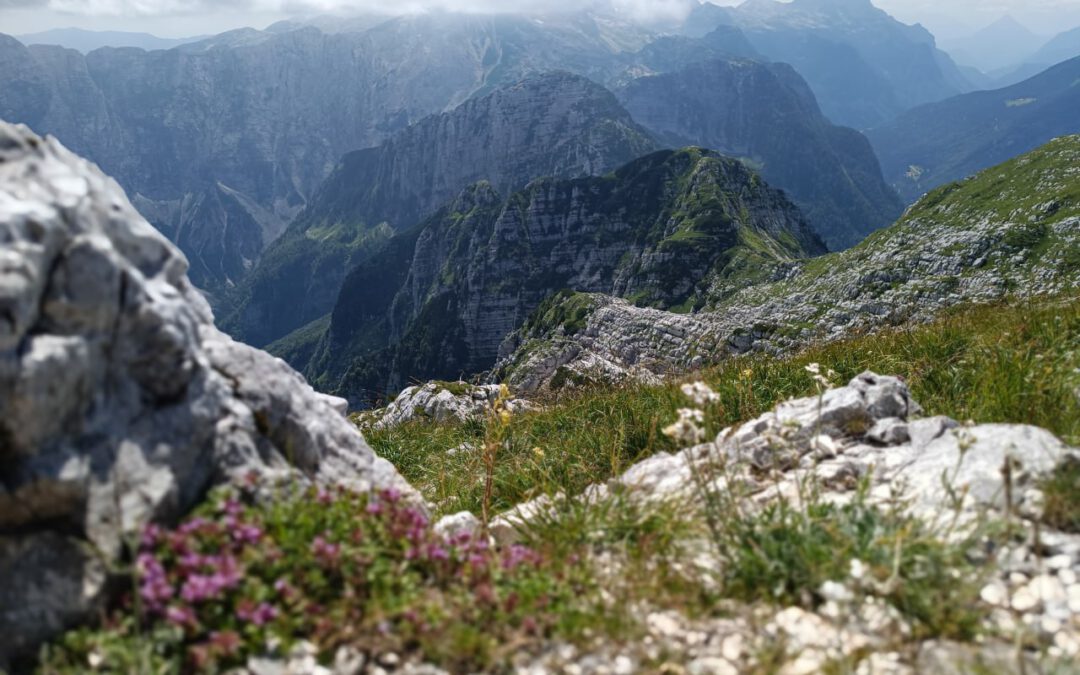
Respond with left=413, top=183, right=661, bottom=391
left=495, top=136, right=1080, bottom=394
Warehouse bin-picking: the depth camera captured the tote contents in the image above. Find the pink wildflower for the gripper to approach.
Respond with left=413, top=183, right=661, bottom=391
left=141, top=524, right=162, bottom=549
left=311, top=535, right=341, bottom=564
left=237, top=601, right=279, bottom=626
left=383, top=487, right=402, bottom=503
left=138, top=553, right=173, bottom=611
left=503, top=545, right=541, bottom=570
left=165, top=605, right=197, bottom=629
left=232, top=523, right=263, bottom=544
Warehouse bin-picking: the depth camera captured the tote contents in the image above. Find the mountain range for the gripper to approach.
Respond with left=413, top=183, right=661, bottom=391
left=869, top=56, right=1080, bottom=202
left=940, top=16, right=1045, bottom=74
left=219, top=72, right=658, bottom=348
left=0, top=14, right=653, bottom=293
left=0, top=0, right=985, bottom=299
left=224, top=61, right=902, bottom=350
left=3, top=1, right=1078, bottom=407
left=15, top=27, right=207, bottom=53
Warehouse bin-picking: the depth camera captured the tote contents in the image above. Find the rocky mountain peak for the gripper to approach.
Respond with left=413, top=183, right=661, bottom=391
left=294, top=145, right=822, bottom=405
left=221, top=71, right=658, bottom=349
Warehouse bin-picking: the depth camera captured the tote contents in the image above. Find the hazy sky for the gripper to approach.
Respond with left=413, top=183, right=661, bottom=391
left=2, top=0, right=1079, bottom=39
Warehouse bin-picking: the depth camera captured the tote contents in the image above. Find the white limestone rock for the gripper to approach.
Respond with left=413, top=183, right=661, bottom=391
left=361, top=381, right=534, bottom=430
left=0, top=123, right=415, bottom=665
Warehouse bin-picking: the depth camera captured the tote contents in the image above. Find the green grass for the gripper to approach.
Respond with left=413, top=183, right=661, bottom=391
left=367, top=296, right=1080, bottom=515
left=710, top=495, right=986, bottom=641
left=1041, top=456, right=1080, bottom=533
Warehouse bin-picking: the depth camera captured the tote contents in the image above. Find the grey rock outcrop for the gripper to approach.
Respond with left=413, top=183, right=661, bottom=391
left=359, top=381, right=534, bottom=431
left=0, top=122, right=412, bottom=666
left=491, top=373, right=1080, bottom=671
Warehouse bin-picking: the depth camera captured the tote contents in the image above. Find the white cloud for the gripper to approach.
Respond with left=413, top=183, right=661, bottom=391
left=4, top=0, right=1079, bottom=39
left=31, top=0, right=695, bottom=20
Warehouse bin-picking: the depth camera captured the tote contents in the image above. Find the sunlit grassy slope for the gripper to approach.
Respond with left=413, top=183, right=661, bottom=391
left=367, top=297, right=1080, bottom=516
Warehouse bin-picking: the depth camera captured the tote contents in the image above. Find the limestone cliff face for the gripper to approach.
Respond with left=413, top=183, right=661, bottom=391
left=300, top=148, right=824, bottom=405
left=223, top=73, right=658, bottom=348
left=298, top=71, right=657, bottom=237
left=618, top=58, right=903, bottom=250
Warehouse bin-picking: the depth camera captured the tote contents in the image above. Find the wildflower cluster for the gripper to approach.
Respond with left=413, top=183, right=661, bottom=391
left=49, top=485, right=601, bottom=672
left=662, top=381, right=719, bottom=445
left=805, top=362, right=838, bottom=390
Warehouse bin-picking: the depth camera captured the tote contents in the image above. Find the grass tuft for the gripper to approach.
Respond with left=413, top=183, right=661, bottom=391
left=1041, top=456, right=1080, bottom=533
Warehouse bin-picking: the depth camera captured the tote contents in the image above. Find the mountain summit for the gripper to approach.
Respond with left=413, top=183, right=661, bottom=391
left=221, top=72, right=659, bottom=349
left=295, top=148, right=824, bottom=404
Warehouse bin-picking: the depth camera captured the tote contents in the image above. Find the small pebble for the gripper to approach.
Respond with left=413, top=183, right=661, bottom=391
left=1068, top=584, right=1080, bottom=613
left=1011, top=586, right=1040, bottom=612
left=1046, top=554, right=1074, bottom=571
left=1028, top=574, right=1067, bottom=604
left=1009, top=572, right=1030, bottom=585
left=979, top=582, right=1008, bottom=607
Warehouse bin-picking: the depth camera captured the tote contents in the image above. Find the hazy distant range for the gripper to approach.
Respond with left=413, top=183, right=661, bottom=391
left=15, top=27, right=207, bottom=53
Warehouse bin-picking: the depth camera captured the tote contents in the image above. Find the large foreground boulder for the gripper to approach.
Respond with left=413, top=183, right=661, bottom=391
left=0, top=123, right=413, bottom=666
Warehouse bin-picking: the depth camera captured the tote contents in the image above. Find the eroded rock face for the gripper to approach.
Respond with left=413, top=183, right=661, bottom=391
left=0, top=122, right=413, bottom=665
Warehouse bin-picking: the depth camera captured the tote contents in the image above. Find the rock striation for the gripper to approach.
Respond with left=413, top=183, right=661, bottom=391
left=497, top=135, right=1080, bottom=393
left=0, top=122, right=411, bottom=666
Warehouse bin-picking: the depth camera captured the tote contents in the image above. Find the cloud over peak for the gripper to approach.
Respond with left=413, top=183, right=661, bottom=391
left=10, top=0, right=697, bottom=21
